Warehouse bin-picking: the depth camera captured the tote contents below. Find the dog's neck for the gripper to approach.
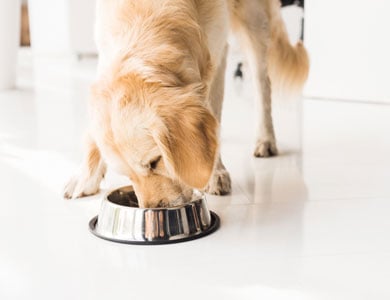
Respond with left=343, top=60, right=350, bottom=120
left=101, top=1, right=212, bottom=89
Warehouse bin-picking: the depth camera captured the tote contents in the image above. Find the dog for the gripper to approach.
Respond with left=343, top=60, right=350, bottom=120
left=64, top=0, right=309, bottom=208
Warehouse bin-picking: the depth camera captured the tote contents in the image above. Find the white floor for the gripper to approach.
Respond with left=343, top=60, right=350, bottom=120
left=1, top=49, right=390, bottom=300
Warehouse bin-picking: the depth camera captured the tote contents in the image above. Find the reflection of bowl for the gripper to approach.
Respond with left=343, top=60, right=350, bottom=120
left=89, top=186, right=220, bottom=245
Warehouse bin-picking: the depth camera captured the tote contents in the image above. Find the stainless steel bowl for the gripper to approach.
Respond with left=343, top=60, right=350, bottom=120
left=89, top=186, right=220, bottom=245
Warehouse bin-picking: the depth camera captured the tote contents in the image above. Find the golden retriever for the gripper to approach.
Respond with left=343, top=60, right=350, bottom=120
left=64, top=0, right=309, bottom=207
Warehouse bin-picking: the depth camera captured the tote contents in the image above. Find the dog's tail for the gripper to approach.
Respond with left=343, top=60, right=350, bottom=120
left=267, top=6, right=309, bottom=97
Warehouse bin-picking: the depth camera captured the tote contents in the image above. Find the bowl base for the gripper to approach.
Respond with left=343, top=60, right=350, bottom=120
left=89, top=211, right=220, bottom=245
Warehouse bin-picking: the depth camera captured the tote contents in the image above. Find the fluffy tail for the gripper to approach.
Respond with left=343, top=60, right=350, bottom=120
left=267, top=5, right=310, bottom=97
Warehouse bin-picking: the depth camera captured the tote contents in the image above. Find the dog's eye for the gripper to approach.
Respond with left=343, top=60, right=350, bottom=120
left=149, top=156, right=161, bottom=170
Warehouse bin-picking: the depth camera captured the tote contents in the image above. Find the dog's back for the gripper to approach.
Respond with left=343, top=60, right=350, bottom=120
left=95, top=0, right=227, bottom=82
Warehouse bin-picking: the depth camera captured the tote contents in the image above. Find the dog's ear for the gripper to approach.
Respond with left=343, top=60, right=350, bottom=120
left=153, top=100, right=218, bottom=189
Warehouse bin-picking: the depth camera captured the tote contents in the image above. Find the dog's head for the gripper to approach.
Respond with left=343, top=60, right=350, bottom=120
left=92, top=74, right=218, bottom=208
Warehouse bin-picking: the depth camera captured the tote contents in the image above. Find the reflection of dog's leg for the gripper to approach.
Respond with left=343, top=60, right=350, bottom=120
left=230, top=3, right=277, bottom=157
left=206, top=45, right=231, bottom=195
left=64, top=135, right=106, bottom=199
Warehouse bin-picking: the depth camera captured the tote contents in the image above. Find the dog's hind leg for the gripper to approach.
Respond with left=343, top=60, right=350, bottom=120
left=229, top=0, right=277, bottom=157
left=63, top=134, right=106, bottom=199
left=205, top=45, right=232, bottom=195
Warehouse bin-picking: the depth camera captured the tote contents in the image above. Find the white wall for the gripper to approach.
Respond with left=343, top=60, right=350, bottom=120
left=28, top=0, right=71, bottom=54
left=28, top=0, right=96, bottom=55
left=68, top=0, right=96, bottom=54
left=304, top=0, right=390, bottom=103
left=0, top=0, right=20, bottom=89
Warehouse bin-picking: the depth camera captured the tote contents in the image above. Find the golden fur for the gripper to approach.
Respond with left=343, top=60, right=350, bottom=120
left=64, top=0, right=309, bottom=207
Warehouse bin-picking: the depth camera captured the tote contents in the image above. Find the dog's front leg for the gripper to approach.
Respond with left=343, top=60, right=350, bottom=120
left=205, top=45, right=232, bottom=195
left=206, top=157, right=231, bottom=195
left=63, top=134, right=106, bottom=199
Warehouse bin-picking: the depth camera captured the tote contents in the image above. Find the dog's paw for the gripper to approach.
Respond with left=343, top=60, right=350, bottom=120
left=253, top=139, right=278, bottom=157
left=63, top=175, right=101, bottom=199
left=205, top=167, right=232, bottom=196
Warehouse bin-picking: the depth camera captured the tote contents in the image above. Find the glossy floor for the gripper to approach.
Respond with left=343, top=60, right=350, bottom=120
left=1, top=50, right=390, bottom=300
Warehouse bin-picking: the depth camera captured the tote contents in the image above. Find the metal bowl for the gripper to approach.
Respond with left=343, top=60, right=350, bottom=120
left=89, top=186, right=220, bottom=245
